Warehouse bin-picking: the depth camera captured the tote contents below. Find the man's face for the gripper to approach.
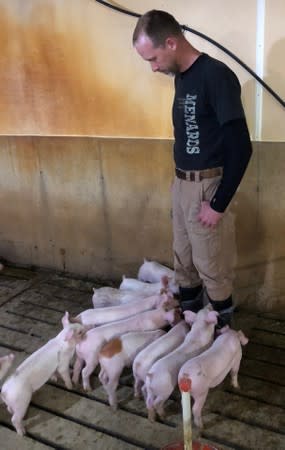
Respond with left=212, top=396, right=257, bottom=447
left=134, top=33, right=180, bottom=76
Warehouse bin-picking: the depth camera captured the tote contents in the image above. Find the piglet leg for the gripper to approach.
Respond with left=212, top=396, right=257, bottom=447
left=230, top=354, right=242, bottom=389
left=10, top=391, right=31, bottom=436
left=104, top=373, right=120, bottom=410
left=81, top=356, right=98, bottom=391
left=58, top=365, right=73, bottom=390
left=147, top=407, right=156, bottom=422
left=72, top=356, right=84, bottom=385
left=154, top=398, right=166, bottom=419
left=192, top=390, right=208, bottom=428
left=134, top=377, right=144, bottom=399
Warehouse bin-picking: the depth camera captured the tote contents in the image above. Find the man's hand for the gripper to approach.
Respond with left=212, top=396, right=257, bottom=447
left=198, top=201, right=223, bottom=227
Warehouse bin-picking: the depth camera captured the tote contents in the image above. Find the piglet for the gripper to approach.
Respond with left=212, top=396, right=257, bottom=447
left=138, top=259, right=175, bottom=283
left=72, top=306, right=180, bottom=391
left=133, top=320, right=189, bottom=399
left=99, top=329, right=165, bottom=409
left=92, top=287, right=149, bottom=308
left=0, top=353, right=15, bottom=381
left=120, top=274, right=179, bottom=295
left=144, top=305, right=218, bottom=421
left=178, top=326, right=249, bottom=428
left=1, top=312, right=87, bottom=435
left=75, top=291, right=177, bottom=326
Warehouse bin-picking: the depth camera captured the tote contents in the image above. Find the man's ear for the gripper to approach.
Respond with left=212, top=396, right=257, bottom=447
left=165, top=37, right=177, bottom=51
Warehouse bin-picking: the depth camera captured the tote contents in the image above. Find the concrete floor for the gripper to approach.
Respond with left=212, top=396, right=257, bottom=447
left=0, top=265, right=284, bottom=450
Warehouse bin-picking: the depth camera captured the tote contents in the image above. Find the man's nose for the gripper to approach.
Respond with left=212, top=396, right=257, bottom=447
left=150, top=62, right=159, bottom=72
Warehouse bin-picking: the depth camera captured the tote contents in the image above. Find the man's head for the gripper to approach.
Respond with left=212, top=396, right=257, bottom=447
left=133, top=10, right=184, bottom=76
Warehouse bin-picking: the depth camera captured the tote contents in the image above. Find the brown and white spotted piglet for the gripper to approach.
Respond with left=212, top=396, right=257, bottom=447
left=98, top=329, right=165, bottom=409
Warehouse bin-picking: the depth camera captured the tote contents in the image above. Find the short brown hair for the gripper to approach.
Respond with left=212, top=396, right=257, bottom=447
left=133, top=10, right=183, bottom=47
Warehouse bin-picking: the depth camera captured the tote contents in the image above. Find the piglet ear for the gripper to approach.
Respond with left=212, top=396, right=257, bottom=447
left=206, top=310, right=219, bottom=324
left=238, top=330, right=249, bottom=346
left=159, top=292, right=168, bottom=303
left=183, top=310, right=197, bottom=324
left=219, top=324, right=230, bottom=333
left=64, top=328, right=74, bottom=342
left=161, top=275, right=169, bottom=288
left=69, top=315, right=82, bottom=324
left=62, top=311, right=70, bottom=328
left=166, top=308, right=181, bottom=326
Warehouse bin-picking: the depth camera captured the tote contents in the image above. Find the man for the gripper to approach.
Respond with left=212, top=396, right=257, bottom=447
left=133, top=10, right=252, bottom=327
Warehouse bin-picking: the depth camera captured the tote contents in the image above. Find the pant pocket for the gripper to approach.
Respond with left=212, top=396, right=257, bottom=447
left=201, top=176, right=222, bottom=203
left=191, top=222, right=222, bottom=259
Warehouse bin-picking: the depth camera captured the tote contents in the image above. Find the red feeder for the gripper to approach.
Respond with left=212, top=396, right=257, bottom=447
left=161, top=376, right=219, bottom=450
left=162, top=443, right=218, bottom=450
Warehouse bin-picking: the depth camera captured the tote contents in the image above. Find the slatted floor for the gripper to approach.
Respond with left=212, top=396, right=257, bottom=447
left=0, top=266, right=284, bottom=450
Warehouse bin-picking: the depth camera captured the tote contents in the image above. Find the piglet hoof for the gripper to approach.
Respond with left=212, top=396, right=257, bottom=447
left=17, top=428, right=26, bottom=437
left=231, top=374, right=240, bottom=389
left=148, top=409, right=156, bottom=422
left=13, top=422, right=26, bottom=436
left=83, top=386, right=92, bottom=392
left=83, top=383, right=92, bottom=392
left=194, top=417, right=203, bottom=429
left=158, top=411, right=166, bottom=420
left=71, top=376, right=79, bottom=386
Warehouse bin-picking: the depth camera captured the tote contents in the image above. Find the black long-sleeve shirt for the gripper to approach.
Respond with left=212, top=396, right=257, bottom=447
left=173, top=53, right=252, bottom=212
left=210, top=118, right=252, bottom=212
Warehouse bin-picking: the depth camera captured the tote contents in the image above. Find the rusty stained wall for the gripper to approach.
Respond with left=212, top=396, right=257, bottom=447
left=1, top=136, right=285, bottom=312
left=0, top=0, right=172, bottom=137
left=0, top=0, right=284, bottom=139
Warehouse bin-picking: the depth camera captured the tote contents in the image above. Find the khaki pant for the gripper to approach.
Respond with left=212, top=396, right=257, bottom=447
left=172, top=175, right=236, bottom=301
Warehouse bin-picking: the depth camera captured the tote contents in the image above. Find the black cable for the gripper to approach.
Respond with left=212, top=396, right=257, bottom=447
left=95, top=0, right=285, bottom=109
left=181, top=24, right=285, bottom=108
left=95, top=0, right=140, bottom=18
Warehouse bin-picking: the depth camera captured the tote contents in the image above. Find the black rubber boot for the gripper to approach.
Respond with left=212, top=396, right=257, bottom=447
left=217, top=306, right=235, bottom=328
left=209, top=296, right=235, bottom=328
left=179, top=285, right=204, bottom=312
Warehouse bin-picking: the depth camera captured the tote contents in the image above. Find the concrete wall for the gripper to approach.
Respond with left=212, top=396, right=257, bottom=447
left=1, top=137, right=285, bottom=312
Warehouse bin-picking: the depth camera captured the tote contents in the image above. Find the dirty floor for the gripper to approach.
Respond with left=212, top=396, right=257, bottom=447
left=0, top=266, right=284, bottom=450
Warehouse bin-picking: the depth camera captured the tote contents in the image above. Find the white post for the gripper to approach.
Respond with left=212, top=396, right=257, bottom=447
left=179, top=377, right=192, bottom=450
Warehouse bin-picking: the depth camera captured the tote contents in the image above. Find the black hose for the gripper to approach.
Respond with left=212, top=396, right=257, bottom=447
left=95, top=0, right=285, bottom=109
left=95, top=0, right=140, bottom=18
